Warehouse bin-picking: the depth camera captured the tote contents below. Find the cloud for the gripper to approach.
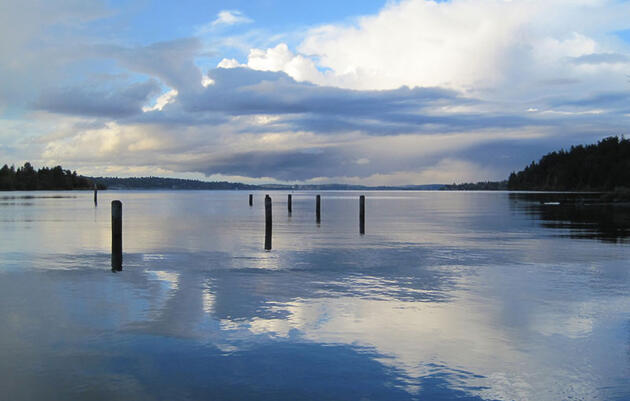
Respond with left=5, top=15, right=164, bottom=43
left=100, top=38, right=204, bottom=94
left=35, top=80, right=161, bottom=118
left=0, top=0, right=110, bottom=111
left=569, top=52, right=630, bottom=65
left=31, top=61, right=626, bottom=183
left=245, top=44, right=324, bottom=83
left=186, top=67, right=464, bottom=116
left=143, top=89, right=179, bottom=112
left=234, top=0, right=630, bottom=99
left=5, top=0, right=630, bottom=184
left=210, top=10, right=253, bottom=28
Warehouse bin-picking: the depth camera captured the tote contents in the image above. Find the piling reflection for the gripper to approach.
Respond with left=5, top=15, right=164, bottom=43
left=265, top=224, right=272, bottom=251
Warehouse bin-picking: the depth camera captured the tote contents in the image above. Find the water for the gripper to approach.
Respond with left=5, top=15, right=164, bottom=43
left=0, top=190, right=628, bottom=401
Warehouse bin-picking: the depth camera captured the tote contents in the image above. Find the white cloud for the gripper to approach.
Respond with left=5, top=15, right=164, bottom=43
left=243, top=43, right=326, bottom=83
left=217, top=58, right=244, bottom=69
left=212, top=10, right=252, bottom=27
left=142, top=89, right=178, bottom=112
left=194, top=10, right=253, bottom=35
left=231, top=0, right=630, bottom=97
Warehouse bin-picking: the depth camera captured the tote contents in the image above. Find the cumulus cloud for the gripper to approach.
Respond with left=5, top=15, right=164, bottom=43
left=239, top=0, right=630, bottom=99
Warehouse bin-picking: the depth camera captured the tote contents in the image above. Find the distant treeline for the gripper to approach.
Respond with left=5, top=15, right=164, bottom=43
left=91, top=176, right=444, bottom=191
left=0, top=163, right=97, bottom=191
left=508, top=136, right=630, bottom=191
left=92, top=176, right=259, bottom=190
left=441, top=181, right=508, bottom=191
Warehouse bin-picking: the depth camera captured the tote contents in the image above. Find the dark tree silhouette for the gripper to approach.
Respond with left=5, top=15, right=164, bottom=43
left=0, top=162, right=97, bottom=191
left=508, top=136, right=630, bottom=191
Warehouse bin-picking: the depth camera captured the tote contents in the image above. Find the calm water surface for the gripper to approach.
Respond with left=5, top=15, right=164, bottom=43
left=0, top=191, right=629, bottom=401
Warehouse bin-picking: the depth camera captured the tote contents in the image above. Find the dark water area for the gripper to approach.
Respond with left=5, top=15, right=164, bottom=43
left=509, top=192, right=630, bottom=243
left=0, top=191, right=628, bottom=401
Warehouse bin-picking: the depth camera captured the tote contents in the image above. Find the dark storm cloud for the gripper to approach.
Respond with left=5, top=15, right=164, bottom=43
left=181, top=67, right=466, bottom=117
left=273, top=112, right=541, bottom=136
left=184, top=142, right=452, bottom=181
left=191, top=148, right=347, bottom=181
left=32, top=60, right=544, bottom=136
left=35, top=79, right=161, bottom=117
left=158, top=67, right=540, bottom=135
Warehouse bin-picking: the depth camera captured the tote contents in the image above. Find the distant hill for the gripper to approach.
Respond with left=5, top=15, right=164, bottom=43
left=92, top=176, right=444, bottom=191
left=508, top=136, right=630, bottom=191
left=93, top=176, right=259, bottom=190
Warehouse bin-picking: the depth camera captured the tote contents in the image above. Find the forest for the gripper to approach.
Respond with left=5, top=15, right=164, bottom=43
left=508, top=136, right=630, bottom=191
left=0, top=163, right=97, bottom=191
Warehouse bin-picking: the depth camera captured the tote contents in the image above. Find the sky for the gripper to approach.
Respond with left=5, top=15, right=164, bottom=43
left=1, top=0, right=630, bottom=185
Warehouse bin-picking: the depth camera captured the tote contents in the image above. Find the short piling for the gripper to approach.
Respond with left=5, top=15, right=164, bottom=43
left=249, top=194, right=253, bottom=207
left=359, top=195, right=365, bottom=235
left=316, top=194, right=321, bottom=223
left=111, top=200, right=122, bottom=271
left=265, top=195, right=272, bottom=250
left=93, top=184, right=98, bottom=206
left=288, top=194, right=292, bottom=214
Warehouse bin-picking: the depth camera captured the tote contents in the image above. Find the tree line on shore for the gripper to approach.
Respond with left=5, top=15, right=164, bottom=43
left=507, top=136, right=630, bottom=191
left=0, top=163, right=97, bottom=191
left=442, top=136, right=629, bottom=192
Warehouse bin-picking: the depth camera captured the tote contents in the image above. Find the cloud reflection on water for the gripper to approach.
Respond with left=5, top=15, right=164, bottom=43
left=0, top=191, right=629, bottom=400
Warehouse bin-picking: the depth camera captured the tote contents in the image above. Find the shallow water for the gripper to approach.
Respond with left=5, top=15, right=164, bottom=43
left=0, top=190, right=629, bottom=401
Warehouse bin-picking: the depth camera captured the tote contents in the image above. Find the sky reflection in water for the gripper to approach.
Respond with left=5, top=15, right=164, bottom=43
left=0, top=191, right=629, bottom=401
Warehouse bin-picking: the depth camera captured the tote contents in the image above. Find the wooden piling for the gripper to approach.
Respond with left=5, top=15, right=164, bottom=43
left=288, top=194, right=292, bottom=214
left=249, top=194, right=253, bottom=206
left=93, top=184, right=98, bottom=205
left=316, top=194, right=321, bottom=223
left=359, top=195, right=365, bottom=235
left=111, top=200, right=122, bottom=271
left=265, top=195, right=272, bottom=250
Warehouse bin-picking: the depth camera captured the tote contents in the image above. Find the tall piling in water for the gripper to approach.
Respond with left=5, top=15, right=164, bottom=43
left=265, top=195, right=272, bottom=250
left=94, top=184, right=98, bottom=206
left=288, top=194, right=292, bottom=214
left=316, top=194, right=321, bottom=223
left=249, top=194, right=253, bottom=207
left=359, top=195, right=365, bottom=235
left=111, top=200, right=122, bottom=271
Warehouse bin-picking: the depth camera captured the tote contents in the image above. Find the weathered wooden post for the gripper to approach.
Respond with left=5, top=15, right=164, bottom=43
left=359, top=195, right=365, bottom=235
left=316, top=194, right=321, bottom=223
left=265, top=195, right=272, bottom=250
left=288, top=194, right=292, bottom=214
left=111, top=200, right=122, bottom=271
left=93, top=183, right=98, bottom=205
left=249, top=194, right=253, bottom=207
